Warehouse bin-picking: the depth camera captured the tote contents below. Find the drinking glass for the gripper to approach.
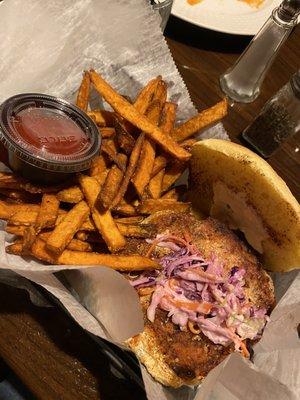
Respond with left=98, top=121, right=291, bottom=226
left=151, top=0, right=173, bottom=31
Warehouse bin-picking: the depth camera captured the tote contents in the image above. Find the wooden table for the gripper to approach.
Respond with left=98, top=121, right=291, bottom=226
left=0, top=16, right=299, bottom=400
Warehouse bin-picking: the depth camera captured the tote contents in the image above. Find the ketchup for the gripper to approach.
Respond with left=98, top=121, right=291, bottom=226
left=11, top=107, right=90, bottom=156
left=0, top=93, right=100, bottom=183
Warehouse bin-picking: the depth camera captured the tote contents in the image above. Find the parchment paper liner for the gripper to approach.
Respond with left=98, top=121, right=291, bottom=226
left=0, top=1, right=299, bottom=399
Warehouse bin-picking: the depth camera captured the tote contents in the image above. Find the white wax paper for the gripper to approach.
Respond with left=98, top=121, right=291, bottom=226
left=0, top=1, right=298, bottom=399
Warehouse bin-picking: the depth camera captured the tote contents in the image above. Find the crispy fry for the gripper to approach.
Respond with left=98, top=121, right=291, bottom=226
left=76, top=71, right=90, bottom=112
left=78, top=231, right=104, bottom=243
left=171, top=99, right=228, bottom=142
left=89, top=70, right=190, bottom=161
left=6, top=225, right=26, bottom=236
left=160, top=102, right=177, bottom=135
left=161, top=185, right=186, bottom=200
left=46, top=201, right=90, bottom=254
left=31, top=238, right=159, bottom=270
left=161, top=188, right=178, bottom=200
left=78, top=175, right=100, bottom=208
left=150, top=155, right=168, bottom=178
left=39, top=232, right=93, bottom=252
left=66, top=239, right=93, bottom=252
left=0, top=174, right=25, bottom=190
left=90, top=154, right=107, bottom=176
left=22, top=180, right=75, bottom=194
left=6, top=241, right=23, bottom=255
left=98, top=154, right=127, bottom=209
left=79, top=175, right=126, bottom=251
left=132, top=100, right=163, bottom=197
left=148, top=102, right=176, bottom=179
left=152, top=80, right=167, bottom=105
left=57, top=186, right=84, bottom=203
left=102, top=138, right=118, bottom=154
left=0, top=172, right=12, bottom=179
left=0, top=200, right=40, bottom=220
left=0, top=174, right=62, bottom=194
left=131, top=86, right=167, bottom=196
left=9, top=210, right=39, bottom=226
left=116, top=223, right=154, bottom=238
left=23, top=226, right=36, bottom=254
left=111, top=133, right=144, bottom=208
left=162, top=161, right=187, bottom=192
left=0, top=173, right=76, bottom=195
left=9, top=209, right=67, bottom=227
left=92, top=206, right=126, bottom=252
left=115, top=120, right=136, bottom=155
left=148, top=168, right=165, bottom=199
left=138, top=199, right=191, bottom=214
left=134, top=76, right=162, bottom=114
left=115, top=216, right=145, bottom=225
left=89, top=154, right=110, bottom=187
left=87, top=110, right=115, bottom=127
left=35, top=194, right=60, bottom=232
left=113, top=201, right=137, bottom=216
left=80, top=217, right=96, bottom=231
left=75, top=231, right=89, bottom=242
left=118, top=134, right=135, bottom=155
left=76, top=222, right=152, bottom=240
left=88, top=111, right=106, bottom=126
left=99, top=127, right=116, bottom=139
left=0, top=189, right=38, bottom=204
left=101, top=140, right=126, bottom=171
left=132, top=136, right=156, bottom=197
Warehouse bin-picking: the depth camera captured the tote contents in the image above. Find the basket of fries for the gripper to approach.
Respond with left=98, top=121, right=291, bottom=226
left=2, top=70, right=227, bottom=265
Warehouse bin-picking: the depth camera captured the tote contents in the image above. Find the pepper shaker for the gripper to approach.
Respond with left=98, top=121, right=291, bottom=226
left=242, top=71, right=300, bottom=158
left=220, top=0, right=300, bottom=103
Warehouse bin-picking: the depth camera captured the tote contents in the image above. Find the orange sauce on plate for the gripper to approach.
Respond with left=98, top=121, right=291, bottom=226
left=187, top=0, right=264, bottom=7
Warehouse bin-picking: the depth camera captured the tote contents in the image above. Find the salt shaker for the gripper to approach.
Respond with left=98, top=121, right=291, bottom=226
left=242, top=71, right=300, bottom=158
left=220, top=0, right=300, bottom=103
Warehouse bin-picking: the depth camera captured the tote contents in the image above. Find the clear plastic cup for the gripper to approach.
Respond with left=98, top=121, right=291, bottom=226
left=0, top=93, right=100, bottom=183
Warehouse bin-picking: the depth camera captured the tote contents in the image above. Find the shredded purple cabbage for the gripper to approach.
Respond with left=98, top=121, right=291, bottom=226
left=130, top=234, right=269, bottom=356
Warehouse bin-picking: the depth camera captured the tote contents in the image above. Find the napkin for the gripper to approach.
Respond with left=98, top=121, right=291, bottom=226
left=0, top=1, right=298, bottom=400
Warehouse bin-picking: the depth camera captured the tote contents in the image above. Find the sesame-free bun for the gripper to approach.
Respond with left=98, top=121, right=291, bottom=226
left=189, top=139, right=300, bottom=272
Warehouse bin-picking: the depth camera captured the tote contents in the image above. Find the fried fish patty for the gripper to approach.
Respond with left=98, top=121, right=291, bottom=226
left=124, top=211, right=275, bottom=387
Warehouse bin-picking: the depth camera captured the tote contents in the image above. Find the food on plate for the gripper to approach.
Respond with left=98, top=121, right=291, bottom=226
left=89, top=70, right=191, bottom=161
left=35, top=194, right=60, bottom=232
left=131, top=101, right=161, bottom=197
left=57, top=186, right=84, bottom=203
left=0, top=200, right=40, bottom=219
left=187, top=0, right=264, bottom=8
left=87, top=110, right=115, bottom=127
left=111, top=133, right=145, bottom=209
left=189, top=139, right=300, bottom=271
left=134, top=76, right=163, bottom=114
left=98, top=154, right=127, bottom=209
left=0, top=71, right=251, bottom=387
left=162, top=160, right=187, bottom=192
left=137, top=199, right=191, bottom=214
left=148, top=168, right=165, bottom=199
left=171, top=99, right=227, bottom=142
left=30, top=237, right=160, bottom=271
left=46, top=201, right=90, bottom=254
left=79, top=174, right=126, bottom=252
left=76, top=71, right=91, bottom=112
left=0, top=95, right=100, bottom=183
left=124, top=211, right=275, bottom=387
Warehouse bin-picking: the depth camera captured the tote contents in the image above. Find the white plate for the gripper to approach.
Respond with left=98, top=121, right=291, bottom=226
left=172, top=0, right=282, bottom=35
